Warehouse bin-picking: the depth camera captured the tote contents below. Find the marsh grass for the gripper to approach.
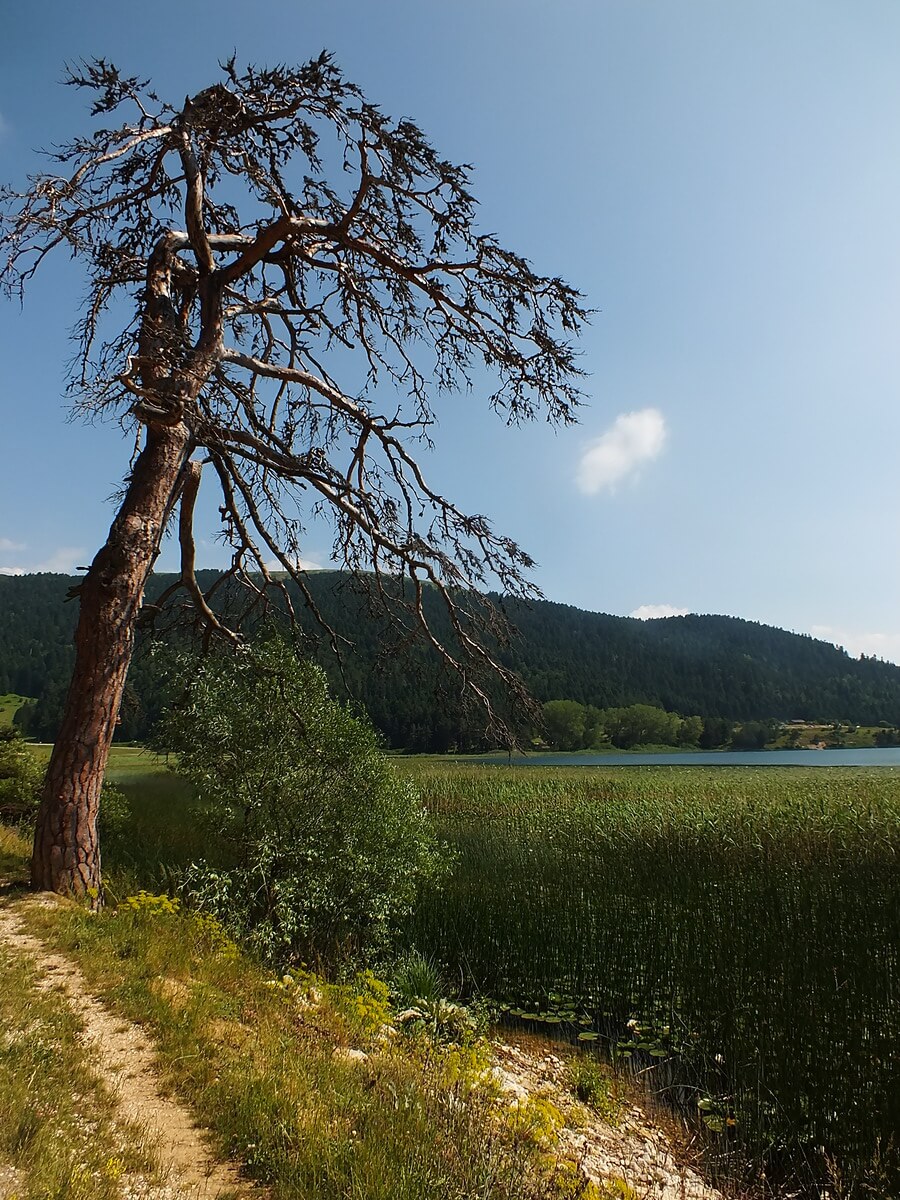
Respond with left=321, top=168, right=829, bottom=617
left=405, top=763, right=900, bottom=1196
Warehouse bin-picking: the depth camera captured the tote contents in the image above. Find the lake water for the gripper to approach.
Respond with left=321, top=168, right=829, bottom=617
left=482, top=746, right=900, bottom=767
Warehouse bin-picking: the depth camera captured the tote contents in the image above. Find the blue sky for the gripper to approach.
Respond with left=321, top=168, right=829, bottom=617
left=2, top=1, right=900, bottom=660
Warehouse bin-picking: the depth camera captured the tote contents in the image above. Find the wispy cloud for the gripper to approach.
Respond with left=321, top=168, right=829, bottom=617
left=39, top=547, right=87, bottom=573
left=0, top=546, right=86, bottom=576
left=811, top=624, right=900, bottom=666
left=629, top=603, right=690, bottom=620
left=576, top=408, right=666, bottom=495
left=0, top=534, right=27, bottom=575
left=264, top=555, right=325, bottom=573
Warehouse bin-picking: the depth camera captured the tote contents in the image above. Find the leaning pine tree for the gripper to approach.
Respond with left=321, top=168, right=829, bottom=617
left=0, top=56, right=587, bottom=900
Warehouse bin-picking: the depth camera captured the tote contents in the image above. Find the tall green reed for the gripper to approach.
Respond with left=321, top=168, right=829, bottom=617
left=406, top=764, right=900, bottom=1197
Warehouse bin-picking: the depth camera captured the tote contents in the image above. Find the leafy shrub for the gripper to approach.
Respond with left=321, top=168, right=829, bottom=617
left=97, top=782, right=131, bottom=841
left=156, top=638, right=442, bottom=966
left=0, top=729, right=42, bottom=822
left=0, top=732, right=129, bottom=845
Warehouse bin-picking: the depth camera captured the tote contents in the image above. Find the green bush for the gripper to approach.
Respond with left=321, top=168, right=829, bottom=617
left=97, top=782, right=131, bottom=842
left=0, top=729, right=129, bottom=834
left=0, top=729, right=42, bottom=822
left=566, top=1056, right=622, bottom=1123
left=156, top=639, right=442, bottom=966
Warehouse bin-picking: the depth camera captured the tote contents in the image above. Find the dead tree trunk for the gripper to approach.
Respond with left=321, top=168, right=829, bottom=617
left=30, top=423, right=191, bottom=898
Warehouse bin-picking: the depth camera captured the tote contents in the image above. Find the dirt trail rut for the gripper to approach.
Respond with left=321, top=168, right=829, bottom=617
left=0, top=900, right=258, bottom=1199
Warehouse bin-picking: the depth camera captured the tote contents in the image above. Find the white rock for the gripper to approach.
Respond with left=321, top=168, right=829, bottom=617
left=333, top=1047, right=368, bottom=1065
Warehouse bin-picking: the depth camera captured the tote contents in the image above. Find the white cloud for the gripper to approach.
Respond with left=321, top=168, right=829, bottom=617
left=811, top=624, right=900, bottom=666
left=0, top=547, right=86, bottom=576
left=37, top=547, right=86, bottom=573
left=264, top=555, right=325, bottom=573
left=576, top=408, right=667, bottom=495
left=0, top=537, right=25, bottom=552
left=629, top=604, right=690, bottom=620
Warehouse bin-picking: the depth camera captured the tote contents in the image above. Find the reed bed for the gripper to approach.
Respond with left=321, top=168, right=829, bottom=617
left=404, top=763, right=900, bottom=1196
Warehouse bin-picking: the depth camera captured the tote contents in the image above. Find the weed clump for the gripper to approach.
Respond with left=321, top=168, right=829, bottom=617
left=566, top=1056, right=622, bottom=1124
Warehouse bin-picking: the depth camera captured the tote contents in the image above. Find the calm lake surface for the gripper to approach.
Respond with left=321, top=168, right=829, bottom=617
left=482, top=746, right=900, bottom=767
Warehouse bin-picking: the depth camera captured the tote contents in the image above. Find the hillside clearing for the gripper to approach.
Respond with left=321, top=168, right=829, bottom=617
left=0, top=696, right=31, bottom=730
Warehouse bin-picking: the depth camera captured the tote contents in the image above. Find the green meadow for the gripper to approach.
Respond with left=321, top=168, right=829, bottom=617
left=0, top=694, right=31, bottom=728
left=23, top=745, right=204, bottom=887
left=102, top=749, right=206, bottom=886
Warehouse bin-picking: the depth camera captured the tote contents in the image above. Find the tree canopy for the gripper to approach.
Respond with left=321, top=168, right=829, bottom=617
left=6, top=572, right=900, bottom=752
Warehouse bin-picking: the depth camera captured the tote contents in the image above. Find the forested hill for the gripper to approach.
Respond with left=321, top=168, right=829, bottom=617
left=503, top=599, right=898, bottom=722
left=2, top=571, right=900, bottom=749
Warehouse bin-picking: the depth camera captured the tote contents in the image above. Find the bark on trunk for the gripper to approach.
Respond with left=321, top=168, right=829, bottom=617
left=31, top=423, right=192, bottom=899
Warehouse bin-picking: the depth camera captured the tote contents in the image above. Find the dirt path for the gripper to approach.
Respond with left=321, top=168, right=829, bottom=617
left=0, top=899, right=258, bottom=1200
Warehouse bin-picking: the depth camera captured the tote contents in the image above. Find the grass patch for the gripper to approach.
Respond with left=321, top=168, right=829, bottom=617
left=566, top=1056, right=623, bottom=1124
left=26, top=743, right=170, bottom=773
left=0, top=824, right=29, bottom=882
left=24, top=745, right=202, bottom=890
left=0, top=929, right=163, bottom=1199
left=102, top=768, right=203, bottom=889
left=772, top=723, right=885, bottom=749
left=17, top=894, right=583, bottom=1200
left=0, top=695, right=32, bottom=729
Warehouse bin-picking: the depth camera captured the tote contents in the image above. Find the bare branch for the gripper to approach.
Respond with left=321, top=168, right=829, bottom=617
left=177, top=460, right=240, bottom=642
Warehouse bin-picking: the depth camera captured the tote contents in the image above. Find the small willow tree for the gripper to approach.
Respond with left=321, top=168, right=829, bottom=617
left=0, top=55, right=587, bottom=899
